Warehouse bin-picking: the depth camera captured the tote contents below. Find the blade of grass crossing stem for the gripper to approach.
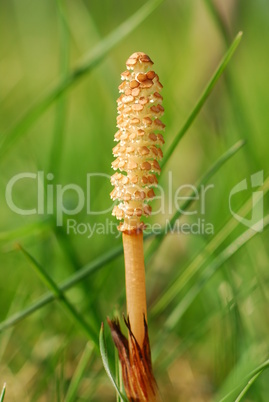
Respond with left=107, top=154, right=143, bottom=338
left=18, top=245, right=99, bottom=347
left=99, top=324, right=128, bottom=402
left=161, top=31, right=243, bottom=169
left=164, top=215, right=269, bottom=331
left=0, top=244, right=123, bottom=333
left=146, top=139, right=245, bottom=263
left=0, top=0, right=163, bottom=157
left=151, top=175, right=269, bottom=316
left=65, top=342, right=94, bottom=402
left=0, top=384, right=6, bottom=402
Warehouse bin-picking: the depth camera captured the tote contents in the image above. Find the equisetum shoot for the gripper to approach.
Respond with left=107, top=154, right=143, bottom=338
left=109, top=52, right=164, bottom=402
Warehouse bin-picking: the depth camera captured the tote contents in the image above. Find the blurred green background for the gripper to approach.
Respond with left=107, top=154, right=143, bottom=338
left=0, top=0, right=269, bottom=401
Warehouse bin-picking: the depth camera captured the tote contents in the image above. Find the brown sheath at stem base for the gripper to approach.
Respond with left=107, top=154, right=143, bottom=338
left=107, top=316, right=162, bottom=402
left=123, top=231, right=147, bottom=349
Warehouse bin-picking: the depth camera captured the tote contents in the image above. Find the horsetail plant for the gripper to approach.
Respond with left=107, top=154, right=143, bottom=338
left=108, top=52, right=164, bottom=401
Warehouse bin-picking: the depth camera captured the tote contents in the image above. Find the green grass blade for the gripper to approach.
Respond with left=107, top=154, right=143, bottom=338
left=0, top=0, right=163, bottom=158
left=53, top=223, right=82, bottom=270
left=56, top=354, right=65, bottom=402
left=151, top=175, right=269, bottom=317
left=65, top=342, right=94, bottom=402
left=234, top=372, right=262, bottom=402
left=0, top=28, right=243, bottom=331
left=164, top=215, right=269, bottom=331
left=147, top=138, right=245, bottom=276
left=204, top=0, right=260, bottom=170
left=218, top=358, right=269, bottom=402
left=48, top=0, right=70, bottom=178
left=115, top=351, right=121, bottom=402
left=0, top=140, right=245, bottom=332
left=18, top=245, right=99, bottom=347
left=0, top=244, right=123, bottom=333
left=99, top=324, right=128, bottom=402
left=0, top=284, right=30, bottom=363
left=165, top=139, right=245, bottom=231
left=0, top=218, right=52, bottom=243
left=151, top=218, right=269, bottom=370
left=0, top=384, right=6, bottom=402
left=161, top=31, right=243, bottom=169
left=146, top=139, right=245, bottom=261
left=203, top=0, right=231, bottom=46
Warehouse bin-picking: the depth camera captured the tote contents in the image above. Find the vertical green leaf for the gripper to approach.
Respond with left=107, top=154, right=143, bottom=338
left=65, top=342, right=94, bottom=402
left=0, top=0, right=164, bottom=157
left=0, top=384, right=6, bottom=402
left=161, top=31, right=243, bottom=169
left=99, top=324, right=128, bottom=402
left=18, top=245, right=99, bottom=347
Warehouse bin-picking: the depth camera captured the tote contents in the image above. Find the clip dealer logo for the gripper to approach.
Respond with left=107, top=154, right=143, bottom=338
left=4, top=170, right=265, bottom=235
left=229, top=170, right=264, bottom=232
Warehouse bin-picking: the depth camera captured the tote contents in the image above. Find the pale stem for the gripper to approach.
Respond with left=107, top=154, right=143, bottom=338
left=122, top=231, right=147, bottom=348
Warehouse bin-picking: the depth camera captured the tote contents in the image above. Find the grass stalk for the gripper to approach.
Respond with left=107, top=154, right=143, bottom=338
left=0, top=0, right=163, bottom=158
left=18, top=244, right=99, bottom=347
left=164, top=215, right=269, bottom=330
left=0, top=384, right=6, bottom=402
left=218, top=358, right=269, bottom=402
left=152, top=175, right=269, bottom=317
left=161, top=31, right=243, bottom=169
left=145, top=139, right=245, bottom=262
left=65, top=342, right=94, bottom=402
left=0, top=140, right=244, bottom=333
left=0, top=33, right=244, bottom=343
left=0, top=244, right=123, bottom=333
left=151, top=216, right=269, bottom=370
left=48, top=0, right=70, bottom=178
left=204, top=0, right=261, bottom=170
left=234, top=372, right=262, bottom=402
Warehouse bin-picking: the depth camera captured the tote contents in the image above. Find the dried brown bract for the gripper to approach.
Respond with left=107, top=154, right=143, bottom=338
left=107, top=316, right=161, bottom=402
